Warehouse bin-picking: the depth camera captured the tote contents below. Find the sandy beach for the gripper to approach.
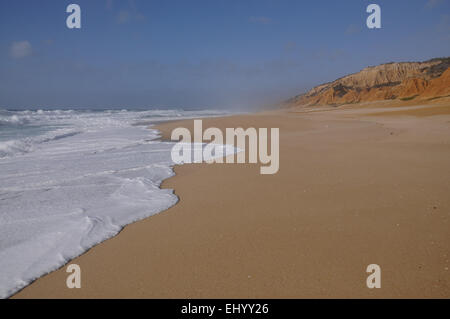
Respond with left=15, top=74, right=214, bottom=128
left=14, top=103, right=450, bottom=298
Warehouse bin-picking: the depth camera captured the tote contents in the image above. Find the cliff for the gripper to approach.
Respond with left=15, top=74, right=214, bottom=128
left=286, top=57, right=450, bottom=107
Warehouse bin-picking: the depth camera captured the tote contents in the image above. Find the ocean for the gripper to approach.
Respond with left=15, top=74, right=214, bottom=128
left=0, top=108, right=233, bottom=298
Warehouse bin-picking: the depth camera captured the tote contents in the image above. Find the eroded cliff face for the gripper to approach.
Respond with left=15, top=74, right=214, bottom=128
left=287, top=58, right=450, bottom=107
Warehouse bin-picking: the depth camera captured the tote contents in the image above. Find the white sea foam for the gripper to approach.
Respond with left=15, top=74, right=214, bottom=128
left=0, top=108, right=235, bottom=298
left=0, top=128, right=82, bottom=158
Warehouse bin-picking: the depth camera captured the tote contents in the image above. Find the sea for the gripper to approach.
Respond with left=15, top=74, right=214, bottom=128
left=0, top=108, right=234, bottom=298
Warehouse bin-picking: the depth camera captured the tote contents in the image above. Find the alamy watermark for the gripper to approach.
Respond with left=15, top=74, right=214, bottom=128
left=66, top=4, right=81, bottom=29
left=65, top=4, right=381, bottom=30
left=366, top=264, right=381, bottom=289
left=170, top=120, right=280, bottom=175
left=66, top=264, right=81, bottom=289
left=366, top=4, right=381, bottom=29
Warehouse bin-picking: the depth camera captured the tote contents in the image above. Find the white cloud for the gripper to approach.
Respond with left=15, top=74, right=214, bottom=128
left=10, top=41, right=32, bottom=59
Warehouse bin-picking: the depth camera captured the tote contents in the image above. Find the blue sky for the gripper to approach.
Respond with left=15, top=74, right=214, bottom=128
left=0, top=0, right=449, bottom=109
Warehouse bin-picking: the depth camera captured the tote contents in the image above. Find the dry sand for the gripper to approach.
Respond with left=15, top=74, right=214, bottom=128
left=367, top=105, right=450, bottom=117
left=14, top=105, right=450, bottom=298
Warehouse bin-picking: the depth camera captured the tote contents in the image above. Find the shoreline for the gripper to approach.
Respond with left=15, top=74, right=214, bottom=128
left=13, top=104, right=450, bottom=298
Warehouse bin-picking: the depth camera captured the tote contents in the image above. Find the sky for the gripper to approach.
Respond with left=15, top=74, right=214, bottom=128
left=0, top=0, right=449, bottom=110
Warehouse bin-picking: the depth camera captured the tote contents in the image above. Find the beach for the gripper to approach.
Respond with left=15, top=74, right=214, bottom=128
left=13, top=103, right=450, bottom=298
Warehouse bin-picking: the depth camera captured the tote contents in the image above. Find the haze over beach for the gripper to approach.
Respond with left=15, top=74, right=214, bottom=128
left=0, top=0, right=449, bottom=299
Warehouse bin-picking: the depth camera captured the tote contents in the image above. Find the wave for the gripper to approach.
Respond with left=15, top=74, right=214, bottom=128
left=0, top=108, right=237, bottom=298
left=0, top=109, right=77, bottom=127
left=0, top=129, right=82, bottom=158
left=0, top=115, right=30, bottom=126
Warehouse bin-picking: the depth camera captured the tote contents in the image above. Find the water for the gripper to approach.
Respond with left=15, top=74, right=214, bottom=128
left=0, top=108, right=234, bottom=298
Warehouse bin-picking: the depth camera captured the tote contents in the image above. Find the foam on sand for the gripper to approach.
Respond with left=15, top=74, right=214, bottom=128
left=0, top=108, right=235, bottom=298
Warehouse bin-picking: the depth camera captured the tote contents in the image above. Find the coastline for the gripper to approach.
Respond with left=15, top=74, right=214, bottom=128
left=14, top=105, right=450, bottom=298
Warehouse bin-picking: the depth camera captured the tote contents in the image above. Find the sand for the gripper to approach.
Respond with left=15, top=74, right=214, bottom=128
left=13, top=105, right=450, bottom=298
left=367, top=105, right=450, bottom=117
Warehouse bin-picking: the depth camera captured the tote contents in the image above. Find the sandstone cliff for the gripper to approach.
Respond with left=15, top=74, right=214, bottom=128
left=287, top=57, right=450, bottom=107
